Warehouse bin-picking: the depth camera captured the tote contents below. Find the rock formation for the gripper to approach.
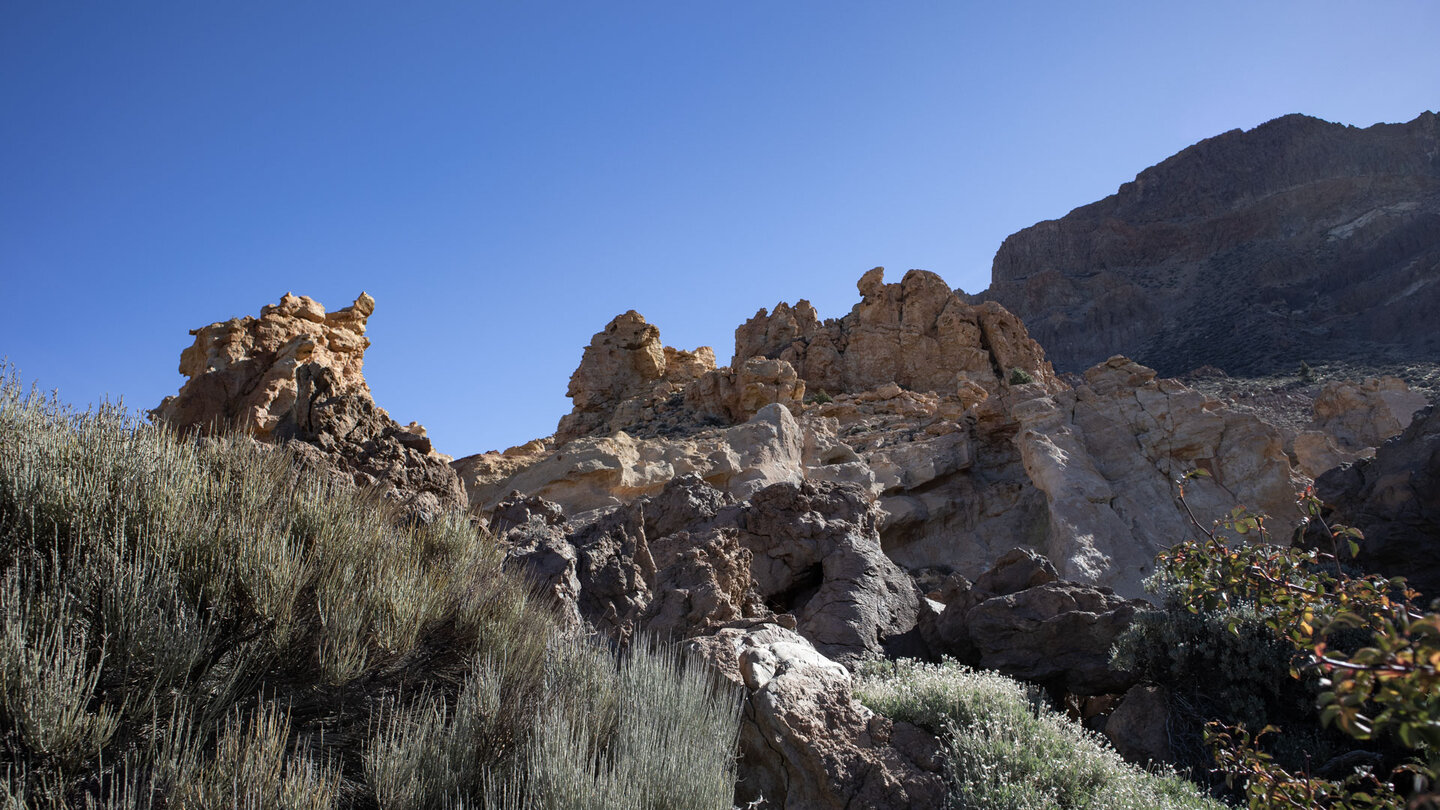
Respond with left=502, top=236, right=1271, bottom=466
left=687, top=623, right=946, bottom=809
left=143, top=264, right=1440, bottom=808
left=921, top=548, right=1143, bottom=696
left=1315, top=404, right=1440, bottom=598
left=151, top=293, right=465, bottom=519
left=489, top=476, right=922, bottom=665
left=980, top=111, right=1440, bottom=376
left=457, top=269, right=1306, bottom=599
left=734, top=266, right=1061, bottom=396
left=1293, top=376, right=1430, bottom=477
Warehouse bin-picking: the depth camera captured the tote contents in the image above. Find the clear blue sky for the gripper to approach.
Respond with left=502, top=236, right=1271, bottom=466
left=2, top=2, right=1437, bottom=456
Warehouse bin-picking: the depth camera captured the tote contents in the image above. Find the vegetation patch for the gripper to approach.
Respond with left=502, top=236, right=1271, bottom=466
left=0, top=370, right=739, bottom=809
left=855, top=658, right=1222, bottom=810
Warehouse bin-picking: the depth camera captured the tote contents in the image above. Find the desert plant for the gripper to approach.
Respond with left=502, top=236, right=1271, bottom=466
left=486, top=636, right=741, bottom=810
left=855, top=658, right=1222, bottom=810
left=0, top=368, right=740, bottom=808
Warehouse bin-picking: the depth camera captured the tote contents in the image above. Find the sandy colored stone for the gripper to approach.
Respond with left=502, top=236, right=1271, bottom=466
left=153, top=292, right=375, bottom=437
left=151, top=293, right=465, bottom=520
left=735, top=267, right=1061, bottom=397
left=456, top=278, right=1308, bottom=600
left=1295, top=376, right=1430, bottom=476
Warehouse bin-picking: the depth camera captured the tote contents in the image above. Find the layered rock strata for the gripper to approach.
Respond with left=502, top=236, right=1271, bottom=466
left=980, top=111, right=1440, bottom=376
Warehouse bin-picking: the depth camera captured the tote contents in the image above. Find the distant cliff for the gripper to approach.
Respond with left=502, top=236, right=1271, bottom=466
left=979, top=111, right=1440, bottom=375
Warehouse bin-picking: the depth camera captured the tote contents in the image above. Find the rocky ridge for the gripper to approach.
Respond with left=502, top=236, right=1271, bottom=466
left=980, top=111, right=1440, bottom=376
left=151, top=292, right=465, bottom=520
left=457, top=268, right=1307, bottom=599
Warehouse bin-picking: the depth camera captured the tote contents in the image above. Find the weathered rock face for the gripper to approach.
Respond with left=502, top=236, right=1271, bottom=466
left=152, top=293, right=466, bottom=518
left=558, top=478, right=770, bottom=644
left=737, top=481, right=923, bottom=664
left=686, top=623, right=946, bottom=810
left=278, top=363, right=467, bottom=520
left=923, top=549, right=1142, bottom=696
left=1004, top=356, right=1303, bottom=589
left=152, top=292, right=375, bottom=437
left=1315, top=404, right=1440, bottom=598
left=555, top=310, right=722, bottom=443
left=485, top=477, right=942, bottom=809
left=1104, top=684, right=1174, bottom=766
left=456, top=403, right=806, bottom=516
left=491, top=476, right=920, bottom=663
left=736, top=267, right=1062, bottom=396
left=981, top=111, right=1440, bottom=376
left=457, top=271, right=1307, bottom=599
left=1293, top=377, right=1430, bottom=477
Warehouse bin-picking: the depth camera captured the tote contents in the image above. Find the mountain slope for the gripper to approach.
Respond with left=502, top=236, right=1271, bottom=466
left=979, top=111, right=1440, bottom=375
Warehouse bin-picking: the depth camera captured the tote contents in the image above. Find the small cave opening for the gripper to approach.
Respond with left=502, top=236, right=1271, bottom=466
left=766, top=562, right=824, bottom=615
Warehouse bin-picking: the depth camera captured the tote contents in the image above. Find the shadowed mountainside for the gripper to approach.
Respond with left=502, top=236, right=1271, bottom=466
left=978, top=111, right=1440, bottom=376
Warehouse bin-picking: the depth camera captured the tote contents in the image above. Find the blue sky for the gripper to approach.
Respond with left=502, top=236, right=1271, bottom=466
left=2, top=2, right=1437, bottom=456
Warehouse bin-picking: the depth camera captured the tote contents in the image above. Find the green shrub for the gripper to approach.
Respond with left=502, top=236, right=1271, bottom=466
left=1008, top=368, right=1035, bottom=385
left=0, top=369, right=739, bottom=809
left=1111, top=605, right=1308, bottom=732
left=1133, top=478, right=1440, bottom=807
left=855, top=659, right=1222, bottom=810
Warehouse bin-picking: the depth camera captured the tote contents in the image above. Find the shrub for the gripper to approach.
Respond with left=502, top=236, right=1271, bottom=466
left=0, top=369, right=739, bottom=808
left=855, top=659, right=1222, bottom=810
left=1009, top=368, right=1035, bottom=385
left=1129, top=473, right=1440, bottom=807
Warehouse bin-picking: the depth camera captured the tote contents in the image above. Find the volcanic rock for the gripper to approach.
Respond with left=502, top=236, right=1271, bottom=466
left=491, top=476, right=770, bottom=644
left=490, top=476, right=921, bottom=662
left=981, top=111, right=1440, bottom=376
left=152, top=292, right=375, bottom=437
left=686, top=623, right=946, bottom=810
left=1104, top=684, right=1174, bottom=766
left=735, top=267, right=1061, bottom=396
left=457, top=271, right=1308, bottom=599
left=1314, top=404, right=1440, bottom=598
left=736, top=481, right=924, bottom=664
left=925, top=549, right=1142, bottom=695
left=1293, top=376, right=1430, bottom=477
left=152, top=293, right=466, bottom=519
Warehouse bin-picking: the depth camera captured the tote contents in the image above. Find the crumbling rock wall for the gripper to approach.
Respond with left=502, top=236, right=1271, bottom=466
left=151, top=292, right=465, bottom=518
left=734, top=267, right=1061, bottom=396
left=457, top=269, right=1307, bottom=599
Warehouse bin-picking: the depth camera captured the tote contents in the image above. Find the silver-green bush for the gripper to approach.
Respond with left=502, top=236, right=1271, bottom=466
left=0, top=370, right=739, bottom=809
left=855, top=659, right=1224, bottom=810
